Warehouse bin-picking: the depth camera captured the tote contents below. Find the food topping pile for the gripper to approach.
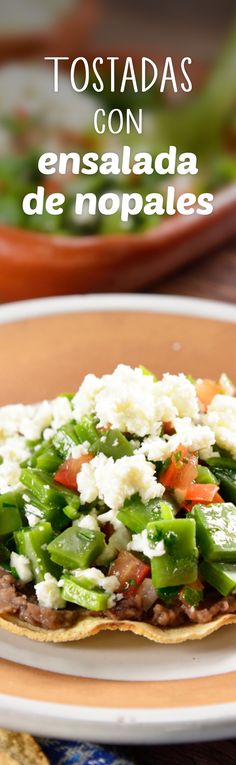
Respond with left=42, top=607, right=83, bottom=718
left=1, top=365, right=236, bottom=631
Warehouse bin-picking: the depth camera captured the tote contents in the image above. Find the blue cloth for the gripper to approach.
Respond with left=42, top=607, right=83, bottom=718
left=37, top=739, right=134, bottom=765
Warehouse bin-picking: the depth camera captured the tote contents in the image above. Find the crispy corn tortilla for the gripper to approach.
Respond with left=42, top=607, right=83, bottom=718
left=0, top=729, right=49, bottom=765
left=0, top=612, right=236, bottom=644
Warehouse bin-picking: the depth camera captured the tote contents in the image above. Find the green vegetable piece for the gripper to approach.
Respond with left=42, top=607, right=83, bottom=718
left=197, top=465, right=218, bottom=485
left=14, top=521, right=60, bottom=582
left=48, top=526, right=105, bottom=569
left=56, top=485, right=80, bottom=511
left=117, top=496, right=173, bottom=533
left=0, top=492, right=23, bottom=535
left=149, top=518, right=198, bottom=588
left=96, top=526, right=131, bottom=566
left=152, top=555, right=198, bottom=589
left=206, top=456, right=236, bottom=471
left=23, top=438, right=55, bottom=469
left=0, top=543, right=10, bottom=563
left=36, top=447, right=62, bottom=473
left=62, top=505, right=81, bottom=521
left=156, top=586, right=180, bottom=604
left=0, top=490, right=23, bottom=511
left=74, top=415, right=98, bottom=445
left=200, top=560, right=236, bottom=597
left=20, top=468, right=80, bottom=511
left=21, top=468, right=65, bottom=507
left=139, top=365, right=157, bottom=381
left=181, top=586, right=203, bottom=607
left=26, top=438, right=42, bottom=448
left=62, top=575, right=110, bottom=611
left=194, top=502, right=236, bottom=562
left=23, top=491, right=69, bottom=532
left=52, top=423, right=79, bottom=460
left=211, top=469, right=236, bottom=505
left=93, top=429, right=133, bottom=460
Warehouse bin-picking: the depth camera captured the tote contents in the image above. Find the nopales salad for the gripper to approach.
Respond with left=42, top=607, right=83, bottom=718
left=1, top=364, right=236, bottom=635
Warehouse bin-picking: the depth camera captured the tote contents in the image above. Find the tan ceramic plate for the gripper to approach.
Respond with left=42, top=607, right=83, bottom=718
left=1, top=293, right=236, bottom=744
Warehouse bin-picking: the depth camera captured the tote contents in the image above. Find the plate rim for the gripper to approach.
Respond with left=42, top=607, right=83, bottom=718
left=0, top=290, right=236, bottom=743
left=1, top=693, right=236, bottom=744
left=0, top=292, right=236, bottom=325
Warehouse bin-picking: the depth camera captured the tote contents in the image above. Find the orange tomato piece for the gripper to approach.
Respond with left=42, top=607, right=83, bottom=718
left=109, top=550, right=150, bottom=598
left=54, top=454, right=93, bottom=491
left=185, top=483, right=219, bottom=503
left=161, top=446, right=198, bottom=496
left=196, top=379, right=221, bottom=409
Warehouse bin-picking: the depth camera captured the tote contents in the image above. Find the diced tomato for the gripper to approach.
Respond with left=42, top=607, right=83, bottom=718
left=109, top=550, right=150, bottom=598
left=163, top=421, right=175, bottom=435
left=161, top=446, right=198, bottom=499
left=183, top=501, right=196, bottom=512
left=196, top=379, right=221, bottom=409
left=54, top=454, right=93, bottom=491
left=184, top=489, right=223, bottom=512
left=185, top=483, right=219, bottom=503
left=188, top=578, right=204, bottom=592
left=212, top=492, right=223, bottom=502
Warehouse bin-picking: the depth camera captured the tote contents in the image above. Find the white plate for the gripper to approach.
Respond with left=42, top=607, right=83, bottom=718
left=1, top=625, right=236, bottom=682
left=0, top=292, right=236, bottom=744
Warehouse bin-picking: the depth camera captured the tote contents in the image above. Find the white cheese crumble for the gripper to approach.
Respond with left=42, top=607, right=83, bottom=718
left=20, top=401, right=52, bottom=441
left=0, top=435, right=30, bottom=464
left=0, top=404, right=29, bottom=438
left=93, top=365, right=162, bottom=437
left=96, top=508, right=123, bottom=530
left=43, top=427, right=54, bottom=442
left=10, top=552, right=33, bottom=583
left=24, top=502, right=44, bottom=527
left=127, top=530, right=166, bottom=559
left=70, top=567, right=120, bottom=607
left=138, top=435, right=170, bottom=462
left=75, top=510, right=100, bottom=532
left=50, top=396, right=72, bottom=431
left=71, top=567, right=120, bottom=593
left=26, top=513, right=42, bottom=527
left=0, top=435, right=31, bottom=492
left=155, top=373, right=200, bottom=421
left=219, top=373, right=235, bottom=397
left=0, top=459, right=22, bottom=492
left=72, top=366, right=200, bottom=437
left=71, top=442, right=90, bottom=459
left=73, top=374, right=104, bottom=420
left=140, top=418, right=215, bottom=462
left=0, top=396, right=71, bottom=444
left=205, top=395, right=236, bottom=458
left=76, top=453, right=164, bottom=512
left=35, top=573, right=65, bottom=610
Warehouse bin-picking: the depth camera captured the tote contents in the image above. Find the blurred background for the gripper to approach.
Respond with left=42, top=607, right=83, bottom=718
left=0, top=0, right=235, bottom=301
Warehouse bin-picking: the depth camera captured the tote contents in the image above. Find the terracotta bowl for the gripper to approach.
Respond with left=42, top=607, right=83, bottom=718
left=0, top=183, right=235, bottom=301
